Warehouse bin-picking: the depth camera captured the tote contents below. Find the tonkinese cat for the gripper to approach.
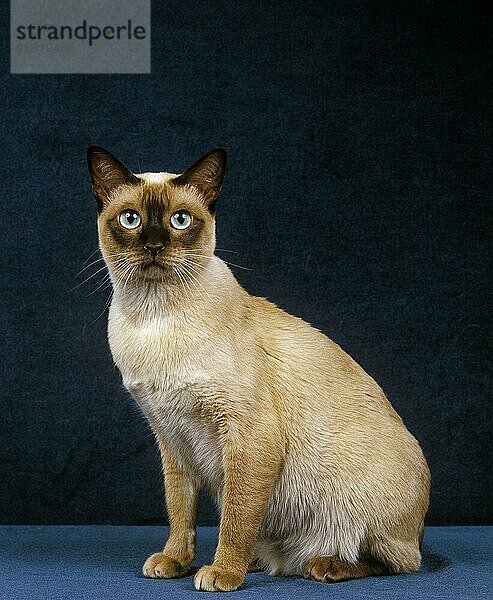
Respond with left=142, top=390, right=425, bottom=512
left=87, top=145, right=430, bottom=592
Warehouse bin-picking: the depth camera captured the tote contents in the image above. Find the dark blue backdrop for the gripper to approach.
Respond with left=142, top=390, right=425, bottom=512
left=0, top=1, right=490, bottom=525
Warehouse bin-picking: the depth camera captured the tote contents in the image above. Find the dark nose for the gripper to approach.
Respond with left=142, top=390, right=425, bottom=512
left=143, top=242, right=164, bottom=257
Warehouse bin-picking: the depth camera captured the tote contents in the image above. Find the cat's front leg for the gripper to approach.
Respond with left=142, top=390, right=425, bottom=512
left=194, top=432, right=282, bottom=592
left=143, top=437, right=200, bottom=579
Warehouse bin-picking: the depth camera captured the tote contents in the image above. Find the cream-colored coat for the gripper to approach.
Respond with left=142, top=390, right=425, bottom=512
left=108, top=252, right=429, bottom=578
left=88, top=147, right=430, bottom=592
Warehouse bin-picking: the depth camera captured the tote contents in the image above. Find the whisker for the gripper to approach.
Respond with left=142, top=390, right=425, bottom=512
left=180, top=263, right=214, bottom=304
left=113, top=263, right=134, bottom=291
left=180, top=251, right=253, bottom=272
left=88, top=274, right=112, bottom=296
left=179, top=252, right=212, bottom=259
left=180, top=267, right=205, bottom=300
left=74, top=257, right=107, bottom=278
left=82, top=254, right=137, bottom=325
left=82, top=247, right=101, bottom=265
left=74, top=252, right=128, bottom=278
left=180, top=257, right=215, bottom=276
left=68, top=265, right=109, bottom=293
left=173, top=266, right=193, bottom=304
left=222, top=260, right=252, bottom=271
left=122, top=265, right=138, bottom=294
left=90, top=290, right=114, bottom=326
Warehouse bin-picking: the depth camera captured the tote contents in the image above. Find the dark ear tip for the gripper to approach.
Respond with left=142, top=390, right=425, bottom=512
left=209, top=148, right=227, bottom=171
left=87, top=144, right=107, bottom=159
left=212, top=148, right=227, bottom=160
left=87, top=144, right=108, bottom=162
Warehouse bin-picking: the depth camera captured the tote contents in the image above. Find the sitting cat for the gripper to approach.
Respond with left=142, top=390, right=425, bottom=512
left=87, top=145, right=430, bottom=591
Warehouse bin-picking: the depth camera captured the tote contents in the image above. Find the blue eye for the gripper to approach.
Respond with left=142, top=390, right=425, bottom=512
left=170, top=211, right=192, bottom=230
left=119, top=210, right=141, bottom=229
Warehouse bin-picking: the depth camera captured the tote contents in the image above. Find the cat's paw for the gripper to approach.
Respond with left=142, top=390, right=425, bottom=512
left=142, top=552, right=191, bottom=579
left=303, top=555, right=350, bottom=582
left=194, top=564, right=245, bottom=591
left=303, top=555, right=383, bottom=583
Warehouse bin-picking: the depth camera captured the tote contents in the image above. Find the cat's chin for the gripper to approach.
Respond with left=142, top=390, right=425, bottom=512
left=137, top=261, right=176, bottom=282
left=139, top=262, right=165, bottom=276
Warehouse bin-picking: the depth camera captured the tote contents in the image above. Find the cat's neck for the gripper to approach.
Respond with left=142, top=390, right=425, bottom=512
left=110, top=255, right=241, bottom=324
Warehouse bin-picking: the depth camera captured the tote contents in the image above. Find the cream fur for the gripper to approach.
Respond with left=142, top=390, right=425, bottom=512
left=88, top=148, right=430, bottom=591
left=108, top=255, right=429, bottom=576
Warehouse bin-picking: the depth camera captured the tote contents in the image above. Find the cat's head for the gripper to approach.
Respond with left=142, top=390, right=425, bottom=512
left=87, top=146, right=226, bottom=289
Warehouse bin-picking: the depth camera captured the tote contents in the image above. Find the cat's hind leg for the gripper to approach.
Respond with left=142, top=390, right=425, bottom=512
left=303, top=535, right=422, bottom=583
left=368, top=534, right=422, bottom=574
left=303, top=555, right=388, bottom=582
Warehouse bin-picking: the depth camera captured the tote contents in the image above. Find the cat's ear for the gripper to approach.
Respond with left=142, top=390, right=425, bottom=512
left=87, top=145, right=138, bottom=211
left=173, top=149, right=227, bottom=211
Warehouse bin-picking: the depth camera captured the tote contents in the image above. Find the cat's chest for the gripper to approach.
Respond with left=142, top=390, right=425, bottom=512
left=108, top=306, right=210, bottom=390
left=107, top=305, right=226, bottom=486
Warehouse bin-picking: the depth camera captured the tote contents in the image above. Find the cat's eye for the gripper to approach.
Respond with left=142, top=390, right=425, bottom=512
left=119, top=210, right=141, bottom=229
left=170, top=211, right=192, bottom=230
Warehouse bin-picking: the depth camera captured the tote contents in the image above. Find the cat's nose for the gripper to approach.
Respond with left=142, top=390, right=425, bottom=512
left=143, top=242, right=164, bottom=257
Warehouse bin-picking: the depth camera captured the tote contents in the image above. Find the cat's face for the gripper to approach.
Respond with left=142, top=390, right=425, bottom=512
left=87, top=146, right=226, bottom=287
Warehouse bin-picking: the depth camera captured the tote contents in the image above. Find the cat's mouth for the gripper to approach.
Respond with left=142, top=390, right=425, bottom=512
left=138, top=257, right=176, bottom=279
left=141, top=257, right=166, bottom=270
left=112, top=256, right=186, bottom=283
left=142, top=257, right=162, bottom=267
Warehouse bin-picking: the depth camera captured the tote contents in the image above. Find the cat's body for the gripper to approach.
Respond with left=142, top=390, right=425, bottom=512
left=88, top=148, right=430, bottom=591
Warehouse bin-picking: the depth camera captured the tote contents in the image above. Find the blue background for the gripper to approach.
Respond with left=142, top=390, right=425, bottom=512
left=0, top=1, right=491, bottom=525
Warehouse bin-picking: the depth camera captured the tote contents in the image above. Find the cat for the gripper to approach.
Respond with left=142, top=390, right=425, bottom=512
left=87, top=145, right=430, bottom=592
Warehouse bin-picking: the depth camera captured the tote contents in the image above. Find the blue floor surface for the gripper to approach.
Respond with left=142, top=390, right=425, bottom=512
left=0, top=526, right=491, bottom=599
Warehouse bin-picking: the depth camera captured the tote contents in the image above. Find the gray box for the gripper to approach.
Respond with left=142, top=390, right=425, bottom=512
left=11, top=0, right=150, bottom=74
